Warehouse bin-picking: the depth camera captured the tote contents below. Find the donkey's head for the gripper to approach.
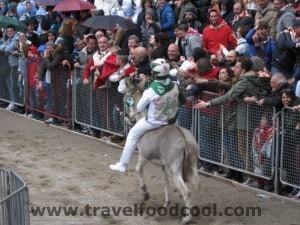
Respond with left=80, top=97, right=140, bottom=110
left=123, top=76, right=147, bottom=126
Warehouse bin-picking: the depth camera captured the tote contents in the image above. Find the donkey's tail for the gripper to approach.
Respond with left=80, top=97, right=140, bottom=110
left=180, top=127, right=201, bottom=191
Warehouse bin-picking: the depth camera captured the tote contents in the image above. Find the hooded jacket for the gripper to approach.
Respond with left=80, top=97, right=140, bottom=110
left=202, top=8, right=237, bottom=55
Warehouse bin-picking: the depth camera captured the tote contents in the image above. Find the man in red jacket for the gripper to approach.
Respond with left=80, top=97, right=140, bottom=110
left=203, top=8, right=237, bottom=56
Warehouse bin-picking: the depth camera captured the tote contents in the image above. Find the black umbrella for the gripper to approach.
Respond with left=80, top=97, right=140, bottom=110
left=82, top=15, right=137, bottom=30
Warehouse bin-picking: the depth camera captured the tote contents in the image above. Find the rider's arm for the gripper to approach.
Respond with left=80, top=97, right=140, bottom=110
left=137, top=88, right=152, bottom=112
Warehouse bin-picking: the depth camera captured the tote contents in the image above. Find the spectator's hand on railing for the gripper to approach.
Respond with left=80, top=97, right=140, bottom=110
left=83, top=79, right=89, bottom=85
left=255, top=99, right=264, bottom=106
left=177, top=69, right=189, bottom=78
left=62, top=59, right=70, bottom=68
left=74, top=62, right=80, bottom=68
left=94, top=69, right=100, bottom=77
left=118, top=70, right=125, bottom=80
left=38, top=81, right=44, bottom=90
left=244, top=96, right=257, bottom=103
left=193, top=100, right=208, bottom=109
left=292, top=105, right=300, bottom=111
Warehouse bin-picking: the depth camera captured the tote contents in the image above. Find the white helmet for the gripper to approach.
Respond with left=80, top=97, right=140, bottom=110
left=150, top=58, right=170, bottom=77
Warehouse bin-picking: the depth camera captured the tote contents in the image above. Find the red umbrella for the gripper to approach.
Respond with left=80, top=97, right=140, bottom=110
left=53, top=0, right=95, bottom=12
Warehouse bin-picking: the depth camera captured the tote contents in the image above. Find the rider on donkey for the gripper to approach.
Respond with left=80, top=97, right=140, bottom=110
left=110, top=58, right=186, bottom=172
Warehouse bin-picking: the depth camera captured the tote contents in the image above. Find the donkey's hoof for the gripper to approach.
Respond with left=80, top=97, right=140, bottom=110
left=181, top=215, right=192, bottom=225
left=143, top=192, right=150, bottom=201
left=163, top=201, right=170, bottom=208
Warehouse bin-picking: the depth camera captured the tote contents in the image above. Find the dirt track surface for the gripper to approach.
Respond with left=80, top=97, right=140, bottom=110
left=0, top=109, right=300, bottom=225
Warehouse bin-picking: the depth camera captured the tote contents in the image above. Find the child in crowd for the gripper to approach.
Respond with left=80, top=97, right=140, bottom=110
left=27, top=45, right=41, bottom=118
left=252, top=114, right=273, bottom=190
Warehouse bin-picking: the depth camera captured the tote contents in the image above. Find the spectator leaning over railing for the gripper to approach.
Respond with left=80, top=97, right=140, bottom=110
left=108, top=50, right=137, bottom=143
left=37, top=41, right=68, bottom=124
left=247, top=73, right=289, bottom=112
left=0, top=25, right=19, bottom=111
left=279, top=87, right=300, bottom=196
left=194, top=66, right=244, bottom=181
left=83, top=36, right=112, bottom=137
left=194, top=56, right=260, bottom=179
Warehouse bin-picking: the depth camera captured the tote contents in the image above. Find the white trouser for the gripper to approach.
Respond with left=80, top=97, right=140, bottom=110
left=120, top=117, right=161, bottom=165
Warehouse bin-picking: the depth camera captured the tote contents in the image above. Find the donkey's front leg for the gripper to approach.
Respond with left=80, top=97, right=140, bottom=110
left=135, top=155, right=149, bottom=201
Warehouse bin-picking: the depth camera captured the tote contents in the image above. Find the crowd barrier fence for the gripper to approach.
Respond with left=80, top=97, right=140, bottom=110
left=0, top=169, right=29, bottom=225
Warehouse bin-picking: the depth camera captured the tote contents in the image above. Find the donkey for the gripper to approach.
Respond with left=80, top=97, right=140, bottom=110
left=121, top=76, right=200, bottom=224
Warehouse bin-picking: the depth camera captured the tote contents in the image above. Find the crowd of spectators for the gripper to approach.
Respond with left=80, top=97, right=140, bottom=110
left=0, top=0, right=300, bottom=198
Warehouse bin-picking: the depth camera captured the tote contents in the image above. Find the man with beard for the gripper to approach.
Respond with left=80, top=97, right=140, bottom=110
left=219, top=49, right=239, bottom=70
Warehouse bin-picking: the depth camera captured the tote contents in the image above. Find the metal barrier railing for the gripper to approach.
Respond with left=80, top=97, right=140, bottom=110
left=0, top=52, right=25, bottom=107
left=72, top=67, right=124, bottom=137
left=25, top=61, right=72, bottom=123
left=0, top=169, right=30, bottom=225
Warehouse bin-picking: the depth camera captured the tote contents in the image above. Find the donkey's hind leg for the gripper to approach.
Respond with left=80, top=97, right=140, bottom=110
left=162, top=166, right=170, bottom=207
left=173, top=174, right=193, bottom=224
left=135, top=155, right=149, bottom=201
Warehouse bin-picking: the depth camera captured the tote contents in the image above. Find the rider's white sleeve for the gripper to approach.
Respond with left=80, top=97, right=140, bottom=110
left=137, top=88, right=155, bottom=112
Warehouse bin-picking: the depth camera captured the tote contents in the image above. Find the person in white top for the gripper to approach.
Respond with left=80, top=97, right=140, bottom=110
left=109, top=58, right=186, bottom=172
left=94, top=0, right=120, bottom=15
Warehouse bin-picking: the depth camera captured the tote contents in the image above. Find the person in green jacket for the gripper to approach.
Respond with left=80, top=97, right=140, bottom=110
left=194, top=56, right=260, bottom=174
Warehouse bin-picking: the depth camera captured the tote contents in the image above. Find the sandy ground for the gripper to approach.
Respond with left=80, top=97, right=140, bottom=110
left=0, top=109, right=300, bottom=225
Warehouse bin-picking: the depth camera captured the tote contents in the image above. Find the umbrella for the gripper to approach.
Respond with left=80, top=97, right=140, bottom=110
left=36, top=0, right=65, bottom=6
left=53, top=0, right=95, bottom=12
left=0, top=16, right=27, bottom=31
left=82, top=15, right=137, bottom=30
